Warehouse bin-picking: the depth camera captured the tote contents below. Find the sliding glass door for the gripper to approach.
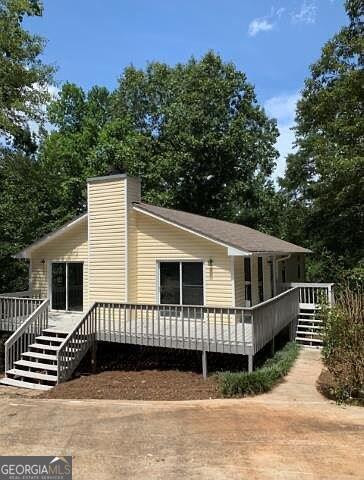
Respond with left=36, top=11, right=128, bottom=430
left=52, top=263, right=66, bottom=310
left=51, top=262, right=83, bottom=311
left=159, top=261, right=204, bottom=306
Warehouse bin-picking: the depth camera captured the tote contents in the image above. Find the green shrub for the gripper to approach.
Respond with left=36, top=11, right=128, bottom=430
left=217, top=342, right=300, bottom=397
left=321, top=287, right=364, bottom=402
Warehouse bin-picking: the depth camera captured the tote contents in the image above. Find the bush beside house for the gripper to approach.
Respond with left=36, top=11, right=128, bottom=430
left=320, top=287, right=364, bottom=403
left=217, top=342, right=300, bottom=397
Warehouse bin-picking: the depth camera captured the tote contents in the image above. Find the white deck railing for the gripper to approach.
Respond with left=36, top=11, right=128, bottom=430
left=278, top=282, right=334, bottom=307
left=0, top=296, right=43, bottom=332
left=56, top=287, right=300, bottom=382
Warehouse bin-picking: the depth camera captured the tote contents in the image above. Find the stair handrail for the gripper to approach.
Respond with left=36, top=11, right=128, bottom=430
left=56, top=302, right=97, bottom=383
left=4, top=298, right=49, bottom=372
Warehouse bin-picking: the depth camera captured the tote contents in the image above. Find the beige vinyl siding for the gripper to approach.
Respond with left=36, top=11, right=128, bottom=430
left=234, top=257, right=244, bottom=307
left=133, top=212, right=233, bottom=306
left=127, top=177, right=141, bottom=303
left=88, top=177, right=126, bottom=303
left=30, top=220, right=88, bottom=307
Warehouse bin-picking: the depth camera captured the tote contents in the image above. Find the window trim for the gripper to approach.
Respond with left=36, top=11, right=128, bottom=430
left=156, top=259, right=205, bottom=306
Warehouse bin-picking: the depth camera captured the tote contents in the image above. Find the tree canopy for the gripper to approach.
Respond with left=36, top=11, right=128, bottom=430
left=0, top=0, right=55, bottom=149
left=280, top=0, right=364, bottom=280
left=109, top=52, right=280, bottom=228
left=39, top=52, right=282, bottom=233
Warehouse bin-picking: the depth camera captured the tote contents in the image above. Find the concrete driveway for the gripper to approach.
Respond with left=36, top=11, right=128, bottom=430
left=0, top=350, right=363, bottom=480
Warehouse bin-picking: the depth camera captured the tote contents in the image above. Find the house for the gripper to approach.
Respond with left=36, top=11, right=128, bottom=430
left=0, top=174, right=334, bottom=390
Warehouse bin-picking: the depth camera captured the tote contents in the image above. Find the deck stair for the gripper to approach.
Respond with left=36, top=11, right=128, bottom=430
left=0, top=329, right=79, bottom=390
left=295, top=307, right=323, bottom=348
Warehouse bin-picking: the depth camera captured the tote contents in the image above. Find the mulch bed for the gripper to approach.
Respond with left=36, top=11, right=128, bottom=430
left=42, top=343, right=228, bottom=400
left=41, top=370, right=220, bottom=401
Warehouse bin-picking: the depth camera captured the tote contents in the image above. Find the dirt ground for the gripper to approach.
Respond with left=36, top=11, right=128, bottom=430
left=42, top=370, right=220, bottom=400
left=0, top=349, right=363, bottom=480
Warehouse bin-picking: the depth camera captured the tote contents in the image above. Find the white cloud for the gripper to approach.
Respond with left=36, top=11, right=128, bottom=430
left=274, top=7, right=286, bottom=18
left=247, top=2, right=318, bottom=38
left=248, top=18, right=274, bottom=37
left=264, top=93, right=300, bottom=124
left=291, top=0, right=317, bottom=24
left=264, top=92, right=301, bottom=181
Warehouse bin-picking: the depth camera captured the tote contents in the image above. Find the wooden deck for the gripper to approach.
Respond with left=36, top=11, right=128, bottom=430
left=0, top=283, right=335, bottom=389
left=1, top=287, right=301, bottom=385
left=96, top=314, right=253, bottom=354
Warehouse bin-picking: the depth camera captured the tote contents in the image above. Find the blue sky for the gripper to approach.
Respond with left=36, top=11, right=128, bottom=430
left=25, top=0, right=347, bottom=179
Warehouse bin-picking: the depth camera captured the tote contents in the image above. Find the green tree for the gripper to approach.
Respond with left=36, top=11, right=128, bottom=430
left=0, top=0, right=54, bottom=292
left=280, top=0, right=364, bottom=280
left=100, top=52, right=280, bottom=230
left=38, top=83, right=112, bottom=218
left=0, top=0, right=55, bottom=147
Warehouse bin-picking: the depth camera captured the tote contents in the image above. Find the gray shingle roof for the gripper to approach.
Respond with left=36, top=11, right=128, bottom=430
left=133, top=202, right=311, bottom=254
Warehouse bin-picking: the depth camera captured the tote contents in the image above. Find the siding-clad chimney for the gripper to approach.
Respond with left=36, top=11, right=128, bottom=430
left=87, top=174, right=141, bottom=303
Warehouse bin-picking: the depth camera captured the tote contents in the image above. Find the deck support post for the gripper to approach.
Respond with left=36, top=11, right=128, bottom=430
left=271, top=336, right=275, bottom=356
left=91, top=338, right=97, bottom=374
left=202, top=350, right=207, bottom=379
left=289, top=320, right=296, bottom=341
left=248, top=354, right=254, bottom=373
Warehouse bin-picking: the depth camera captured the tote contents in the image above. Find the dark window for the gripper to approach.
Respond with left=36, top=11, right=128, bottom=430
left=160, top=262, right=204, bottom=306
left=297, top=262, right=301, bottom=280
left=52, top=263, right=66, bottom=310
left=51, top=262, right=83, bottom=311
left=258, top=257, right=264, bottom=302
left=182, top=262, right=204, bottom=305
left=245, top=284, right=252, bottom=304
left=244, top=258, right=252, bottom=304
left=269, top=260, right=274, bottom=298
left=258, top=257, right=263, bottom=282
left=160, top=262, right=180, bottom=304
left=244, top=258, right=251, bottom=282
left=68, top=263, right=83, bottom=311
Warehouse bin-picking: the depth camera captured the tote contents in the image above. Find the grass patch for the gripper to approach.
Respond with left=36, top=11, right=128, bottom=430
left=217, top=342, right=300, bottom=397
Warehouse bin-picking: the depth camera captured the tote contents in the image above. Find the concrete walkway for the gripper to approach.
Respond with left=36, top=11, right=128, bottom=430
left=258, top=348, right=326, bottom=403
left=0, top=349, right=363, bottom=480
